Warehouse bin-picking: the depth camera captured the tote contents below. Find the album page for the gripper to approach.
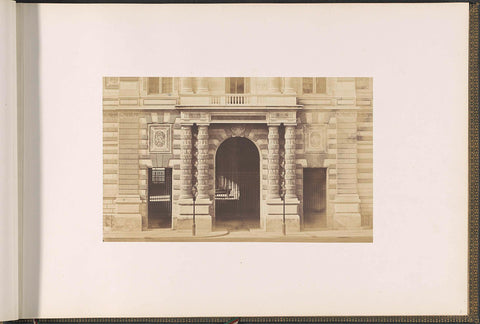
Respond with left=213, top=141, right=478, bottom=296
left=19, top=3, right=469, bottom=318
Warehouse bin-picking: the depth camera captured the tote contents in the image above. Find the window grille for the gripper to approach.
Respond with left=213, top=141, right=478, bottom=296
left=152, top=168, right=165, bottom=184
left=356, top=77, right=370, bottom=90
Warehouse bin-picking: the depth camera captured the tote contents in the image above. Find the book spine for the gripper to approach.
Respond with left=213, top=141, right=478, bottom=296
left=0, top=0, right=19, bottom=321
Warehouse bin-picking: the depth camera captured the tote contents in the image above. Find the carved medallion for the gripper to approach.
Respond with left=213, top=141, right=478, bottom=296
left=305, top=124, right=326, bottom=153
left=148, top=124, right=172, bottom=153
left=154, top=130, right=166, bottom=147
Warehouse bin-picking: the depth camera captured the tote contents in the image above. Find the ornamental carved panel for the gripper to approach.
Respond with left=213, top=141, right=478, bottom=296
left=180, top=111, right=209, bottom=123
left=305, top=124, right=327, bottom=153
left=267, top=111, right=297, bottom=124
left=231, top=125, right=246, bottom=137
left=148, top=124, right=172, bottom=153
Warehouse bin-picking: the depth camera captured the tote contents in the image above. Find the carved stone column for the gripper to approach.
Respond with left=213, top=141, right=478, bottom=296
left=197, top=125, right=209, bottom=199
left=180, top=77, right=193, bottom=94
left=194, top=77, right=209, bottom=94
left=180, top=125, right=193, bottom=199
left=285, top=125, right=297, bottom=199
left=283, top=77, right=296, bottom=94
left=267, top=125, right=280, bottom=199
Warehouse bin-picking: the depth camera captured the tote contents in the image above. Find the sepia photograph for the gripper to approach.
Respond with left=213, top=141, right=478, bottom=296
left=103, top=77, right=373, bottom=242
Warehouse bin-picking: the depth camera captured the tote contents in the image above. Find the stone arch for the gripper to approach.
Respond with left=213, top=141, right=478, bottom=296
left=207, top=124, right=269, bottom=229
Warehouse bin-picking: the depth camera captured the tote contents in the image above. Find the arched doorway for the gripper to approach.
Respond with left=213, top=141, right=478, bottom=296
left=215, top=137, right=260, bottom=231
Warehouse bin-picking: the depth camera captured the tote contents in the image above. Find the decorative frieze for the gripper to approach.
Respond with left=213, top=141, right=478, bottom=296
left=180, top=111, right=209, bottom=124
left=267, top=111, right=297, bottom=125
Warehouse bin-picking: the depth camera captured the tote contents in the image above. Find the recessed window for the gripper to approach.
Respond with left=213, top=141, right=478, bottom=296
left=148, top=77, right=160, bottom=94
left=226, top=77, right=249, bottom=94
left=162, top=77, right=173, bottom=93
left=302, top=77, right=327, bottom=94
left=148, top=77, right=173, bottom=95
left=356, top=77, right=370, bottom=90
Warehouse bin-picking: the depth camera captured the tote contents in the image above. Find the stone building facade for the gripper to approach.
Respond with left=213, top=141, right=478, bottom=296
left=103, top=77, right=373, bottom=235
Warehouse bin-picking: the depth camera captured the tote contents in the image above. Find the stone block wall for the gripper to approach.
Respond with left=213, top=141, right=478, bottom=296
left=296, top=110, right=337, bottom=228
left=103, top=111, right=119, bottom=232
left=293, top=77, right=373, bottom=229
left=103, top=109, right=180, bottom=232
left=356, top=83, right=373, bottom=227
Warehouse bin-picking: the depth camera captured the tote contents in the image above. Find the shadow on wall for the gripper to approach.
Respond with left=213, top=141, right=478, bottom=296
left=18, top=3, right=41, bottom=317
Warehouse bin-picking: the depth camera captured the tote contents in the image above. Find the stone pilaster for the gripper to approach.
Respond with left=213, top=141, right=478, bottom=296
left=114, top=112, right=141, bottom=232
left=268, top=77, right=281, bottom=94
left=334, top=111, right=361, bottom=228
left=180, top=77, right=193, bottom=94
left=282, top=77, right=296, bottom=94
left=194, top=77, right=209, bottom=94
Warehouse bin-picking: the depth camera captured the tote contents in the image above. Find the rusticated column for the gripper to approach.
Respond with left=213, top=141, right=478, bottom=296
left=180, top=125, right=193, bottom=199
left=266, top=123, right=300, bottom=232
left=285, top=125, right=297, bottom=199
left=194, top=77, right=209, bottom=94
left=180, top=77, right=193, bottom=94
left=196, top=125, right=209, bottom=199
left=267, top=125, right=280, bottom=199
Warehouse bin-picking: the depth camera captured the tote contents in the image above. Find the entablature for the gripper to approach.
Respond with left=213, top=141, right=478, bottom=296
left=178, top=107, right=301, bottom=126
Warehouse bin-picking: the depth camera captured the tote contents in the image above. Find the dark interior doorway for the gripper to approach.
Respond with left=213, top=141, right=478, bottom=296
left=148, top=167, right=172, bottom=229
left=303, top=168, right=327, bottom=228
left=215, top=137, right=260, bottom=231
